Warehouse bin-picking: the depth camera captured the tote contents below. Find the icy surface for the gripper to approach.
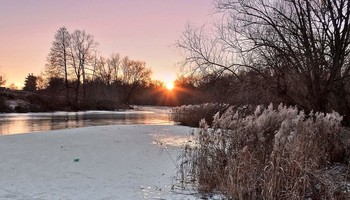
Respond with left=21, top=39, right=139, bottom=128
left=0, top=106, right=174, bottom=135
left=0, top=125, right=199, bottom=199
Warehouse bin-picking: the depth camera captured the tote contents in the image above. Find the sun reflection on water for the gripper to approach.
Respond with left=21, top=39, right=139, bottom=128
left=0, top=107, right=174, bottom=135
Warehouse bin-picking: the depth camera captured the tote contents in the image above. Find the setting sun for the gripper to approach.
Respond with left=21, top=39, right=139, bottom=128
left=165, top=82, right=174, bottom=90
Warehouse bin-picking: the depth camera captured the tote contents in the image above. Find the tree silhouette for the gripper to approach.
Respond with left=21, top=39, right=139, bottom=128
left=47, top=27, right=71, bottom=102
left=120, top=57, right=152, bottom=105
left=70, top=29, right=97, bottom=106
left=23, top=73, right=37, bottom=91
left=0, top=75, right=5, bottom=86
left=94, top=54, right=121, bottom=86
left=178, top=0, right=350, bottom=117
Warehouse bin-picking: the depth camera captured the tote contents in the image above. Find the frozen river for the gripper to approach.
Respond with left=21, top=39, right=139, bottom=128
left=0, top=106, right=174, bottom=135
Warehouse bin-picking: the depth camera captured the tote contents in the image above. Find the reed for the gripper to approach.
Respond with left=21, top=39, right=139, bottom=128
left=179, top=104, right=348, bottom=199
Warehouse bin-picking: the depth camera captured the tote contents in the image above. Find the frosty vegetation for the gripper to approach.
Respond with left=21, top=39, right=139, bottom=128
left=178, top=104, right=348, bottom=199
left=171, top=103, right=229, bottom=127
left=177, top=0, right=350, bottom=125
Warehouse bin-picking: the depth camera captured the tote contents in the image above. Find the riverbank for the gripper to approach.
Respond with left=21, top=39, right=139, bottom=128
left=0, top=106, right=173, bottom=135
left=0, top=125, right=197, bottom=199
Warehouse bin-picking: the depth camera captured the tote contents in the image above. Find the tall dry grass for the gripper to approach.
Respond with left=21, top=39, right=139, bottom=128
left=171, top=103, right=230, bottom=127
left=179, top=104, right=348, bottom=199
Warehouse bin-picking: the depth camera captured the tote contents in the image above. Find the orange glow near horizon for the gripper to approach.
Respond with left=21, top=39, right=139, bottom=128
left=0, top=0, right=214, bottom=92
left=7, top=82, right=21, bottom=90
left=165, top=81, right=174, bottom=91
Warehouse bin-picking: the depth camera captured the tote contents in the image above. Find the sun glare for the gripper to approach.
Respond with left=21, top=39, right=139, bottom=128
left=165, top=82, right=174, bottom=90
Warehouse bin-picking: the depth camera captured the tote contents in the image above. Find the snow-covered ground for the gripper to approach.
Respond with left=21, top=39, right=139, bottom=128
left=0, top=125, right=199, bottom=200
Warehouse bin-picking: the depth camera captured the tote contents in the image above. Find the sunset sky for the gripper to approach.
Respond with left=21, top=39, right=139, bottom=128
left=0, top=0, right=214, bottom=88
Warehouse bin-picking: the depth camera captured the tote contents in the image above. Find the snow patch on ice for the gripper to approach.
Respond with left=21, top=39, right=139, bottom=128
left=0, top=125, right=200, bottom=199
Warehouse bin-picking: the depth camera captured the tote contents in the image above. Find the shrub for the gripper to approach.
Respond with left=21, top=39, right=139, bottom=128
left=0, top=96, right=10, bottom=112
left=171, top=103, right=229, bottom=127
left=14, top=103, right=30, bottom=113
left=179, top=104, right=348, bottom=199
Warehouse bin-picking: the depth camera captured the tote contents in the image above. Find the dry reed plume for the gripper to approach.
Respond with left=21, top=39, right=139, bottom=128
left=178, top=104, right=349, bottom=199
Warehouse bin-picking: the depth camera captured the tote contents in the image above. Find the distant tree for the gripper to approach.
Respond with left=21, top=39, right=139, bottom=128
left=121, top=56, right=132, bottom=84
left=121, top=57, right=151, bottom=85
left=23, top=73, right=37, bottom=91
left=69, top=29, right=97, bottom=106
left=43, top=27, right=160, bottom=110
left=149, top=80, right=164, bottom=89
left=0, top=74, right=7, bottom=112
left=110, top=53, right=121, bottom=83
left=36, top=73, right=47, bottom=90
left=46, top=27, right=71, bottom=103
left=9, top=83, right=18, bottom=90
left=95, top=56, right=108, bottom=84
left=173, top=75, right=200, bottom=105
left=0, top=75, right=5, bottom=86
left=0, top=75, right=8, bottom=111
left=46, top=77, right=65, bottom=91
left=95, top=55, right=119, bottom=86
left=175, top=75, right=198, bottom=89
left=120, top=57, right=152, bottom=105
left=47, top=27, right=70, bottom=85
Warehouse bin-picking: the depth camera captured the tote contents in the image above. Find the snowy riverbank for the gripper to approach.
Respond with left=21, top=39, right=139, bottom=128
left=0, top=125, right=198, bottom=199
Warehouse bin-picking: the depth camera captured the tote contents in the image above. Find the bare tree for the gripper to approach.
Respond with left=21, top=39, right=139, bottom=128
left=109, top=53, right=121, bottom=83
left=47, top=27, right=71, bottom=88
left=121, top=58, right=152, bottom=85
left=120, top=57, right=152, bottom=105
left=178, top=0, right=350, bottom=116
left=69, top=29, right=97, bottom=106
left=46, top=27, right=71, bottom=101
left=121, top=56, right=132, bottom=84
left=95, top=54, right=121, bottom=86
left=95, top=56, right=109, bottom=84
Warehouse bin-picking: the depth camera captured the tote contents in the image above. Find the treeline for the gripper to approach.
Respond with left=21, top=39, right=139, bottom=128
left=2, top=27, right=174, bottom=111
left=3, top=66, right=280, bottom=112
left=41, top=27, right=155, bottom=110
left=3, top=26, right=267, bottom=112
left=14, top=27, right=260, bottom=112
left=1, top=27, right=223, bottom=112
left=17, top=72, right=171, bottom=111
